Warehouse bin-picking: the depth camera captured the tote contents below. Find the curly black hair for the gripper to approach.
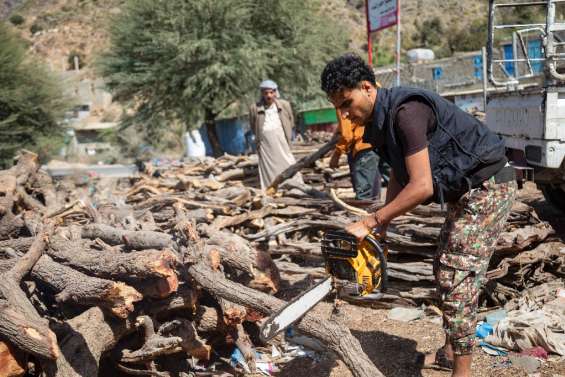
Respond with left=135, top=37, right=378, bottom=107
left=320, top=53, right=376, bottom=95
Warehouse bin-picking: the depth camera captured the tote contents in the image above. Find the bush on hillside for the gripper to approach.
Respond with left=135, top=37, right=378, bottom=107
left=9, top=14, right=25, bottom=26
left=30, top=22, right=43, bottom=35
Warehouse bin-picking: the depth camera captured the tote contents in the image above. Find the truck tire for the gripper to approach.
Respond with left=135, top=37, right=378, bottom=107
left=541, top=184, right=565, bottom=212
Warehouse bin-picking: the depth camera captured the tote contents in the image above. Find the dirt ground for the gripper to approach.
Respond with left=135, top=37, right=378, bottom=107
left=275, top=183, right=565, bottom=377
left=277, top=303, right=565, bottom=377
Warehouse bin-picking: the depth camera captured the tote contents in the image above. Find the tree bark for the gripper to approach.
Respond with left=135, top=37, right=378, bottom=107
left=0, top=303, right=58, bottom=361
left=0, top=237, right=34, bottom=254
left=0, top=223, right=59, bottom=360
left=81, top=224, right=173, bottom=250
left=48, top=238, right=178, bottom=298
left=203, top=226, right=280, bottom=293
left=43, top=307, right=133, bottom=377
left=32, top=255, right=142, bottom=318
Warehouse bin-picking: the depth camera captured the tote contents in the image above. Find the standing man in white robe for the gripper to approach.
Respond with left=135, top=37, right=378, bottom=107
left=249, top=80, right=302, bottom=191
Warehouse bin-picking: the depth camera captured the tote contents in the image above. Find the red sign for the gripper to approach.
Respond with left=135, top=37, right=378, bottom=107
left=367, top=0, right=398, bottom=32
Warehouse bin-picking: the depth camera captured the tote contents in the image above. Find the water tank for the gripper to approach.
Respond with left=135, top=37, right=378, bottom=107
left=406, top=49, right=435, bottom=63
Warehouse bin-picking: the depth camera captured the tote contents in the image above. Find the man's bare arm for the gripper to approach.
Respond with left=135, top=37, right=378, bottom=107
left=385, top=170, right=402, bottom=204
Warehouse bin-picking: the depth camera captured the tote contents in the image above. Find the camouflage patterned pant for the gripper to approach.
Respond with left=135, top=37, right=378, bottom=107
left=434, top=177, right=517, bottom=355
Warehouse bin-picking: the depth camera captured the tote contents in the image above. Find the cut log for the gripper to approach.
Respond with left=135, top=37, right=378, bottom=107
left=146, top=285, right=199, bottom=316
left=495, top=223, right=553, bottom=253
left=0, top=237, right=34, bottom=254
left=216, top=167, right=258, bottom=182
left=43, top=307, right=133, bottom=377
left=0, top=223, right=59, bottom=360
left=187, top=259, right=385, bottom=377
left=136, top=195, right=231, bottom=215
left=151, top=207, right=213, bottom=224
left=244, top=219, right=346, bottom=242
left=81, top=224, right=173, bottom=250
left=203, top=226, right=280, bottom=293
left=0, top=253, right=142, bottom=318
left=31, top=255, right=142, bottom=318
left=218, top=297, right=247, bottom=327
left=48, top=238, right=179, bottom=298
left=210, top=205, right=273, bottom=230
left=194, top=306, right=223, bottom=333
left=0, top=303, right=59, bottom=361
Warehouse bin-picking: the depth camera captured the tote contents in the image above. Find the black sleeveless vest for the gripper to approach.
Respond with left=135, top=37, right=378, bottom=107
left=363, top=87, right=506, bottom=204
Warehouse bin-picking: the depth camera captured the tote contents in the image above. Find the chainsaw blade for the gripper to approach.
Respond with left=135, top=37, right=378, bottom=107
left=259, top=277, right=333, bottom=342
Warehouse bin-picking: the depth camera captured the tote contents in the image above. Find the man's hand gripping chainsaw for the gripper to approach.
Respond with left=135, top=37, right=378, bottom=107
left=259, top=228, right=388, bottom=342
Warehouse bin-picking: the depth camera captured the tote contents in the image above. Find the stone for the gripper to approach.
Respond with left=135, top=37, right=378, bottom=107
left=388, top=307, right=424, bottom=322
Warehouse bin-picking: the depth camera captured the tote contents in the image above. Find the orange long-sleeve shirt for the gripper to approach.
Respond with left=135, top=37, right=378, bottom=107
left=334, top=110, right=373, bottom=158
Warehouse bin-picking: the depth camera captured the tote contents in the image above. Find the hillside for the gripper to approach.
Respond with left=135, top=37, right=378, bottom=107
left=1, top=0, right=489, bottom=78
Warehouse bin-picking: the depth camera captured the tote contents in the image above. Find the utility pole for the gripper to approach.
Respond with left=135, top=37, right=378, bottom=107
left=396, top=0, right=401, bottom=86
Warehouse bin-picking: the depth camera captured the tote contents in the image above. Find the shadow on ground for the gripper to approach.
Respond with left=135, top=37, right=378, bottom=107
left=278, top=329, right=425, bottom=377
left=527, top=198, right=565, bottom=240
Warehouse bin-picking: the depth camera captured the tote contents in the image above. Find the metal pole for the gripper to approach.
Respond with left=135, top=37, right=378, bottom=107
left=512, top=31, right=520, bottom=77
left=366, top=0, right=373, bottom=66
left=482, top=46, right=488, bottom=112
left=396, top=0, right=401, bottom=86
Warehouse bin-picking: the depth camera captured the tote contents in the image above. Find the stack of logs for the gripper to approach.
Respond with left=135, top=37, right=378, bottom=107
left=0, top=148, right=562, bottom=377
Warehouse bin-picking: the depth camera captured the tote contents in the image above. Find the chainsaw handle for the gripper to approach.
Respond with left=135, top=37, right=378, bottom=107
left=364, top=234, right=388, bottom=293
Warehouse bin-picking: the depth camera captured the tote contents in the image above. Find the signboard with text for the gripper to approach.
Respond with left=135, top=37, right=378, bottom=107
left=367, top=0, right=398, bottom=32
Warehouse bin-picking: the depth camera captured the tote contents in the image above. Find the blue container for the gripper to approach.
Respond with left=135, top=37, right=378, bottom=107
left=198, top=125, right=214, bottom=157
left=215, top=117, right=248, bottom=155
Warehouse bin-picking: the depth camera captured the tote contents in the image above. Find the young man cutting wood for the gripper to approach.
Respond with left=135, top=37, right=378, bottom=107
left=320, top=53, right=516, bottom=377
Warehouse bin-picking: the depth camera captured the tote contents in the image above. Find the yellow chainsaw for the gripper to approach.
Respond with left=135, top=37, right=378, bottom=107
left=260, top=229, right=388, bottom=341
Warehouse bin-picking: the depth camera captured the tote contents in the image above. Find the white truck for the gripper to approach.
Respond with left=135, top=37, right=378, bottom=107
left=486, top=0, right=565, bottom=209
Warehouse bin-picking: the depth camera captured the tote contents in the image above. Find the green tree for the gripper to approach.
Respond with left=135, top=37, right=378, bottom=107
left=98, top=0, right=349, bottom=147
left=0, top=22, right=68, bottom=167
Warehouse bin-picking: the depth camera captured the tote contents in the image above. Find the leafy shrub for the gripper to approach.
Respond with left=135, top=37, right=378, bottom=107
left=9, top=14, right=25, bottom=26
left=67, top=50, right=86, bottom=70
left=30, top=23, right=43, bottom=35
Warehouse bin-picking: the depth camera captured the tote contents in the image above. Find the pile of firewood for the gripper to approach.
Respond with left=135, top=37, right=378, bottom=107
left=0, top=147, right=562, bottom=377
